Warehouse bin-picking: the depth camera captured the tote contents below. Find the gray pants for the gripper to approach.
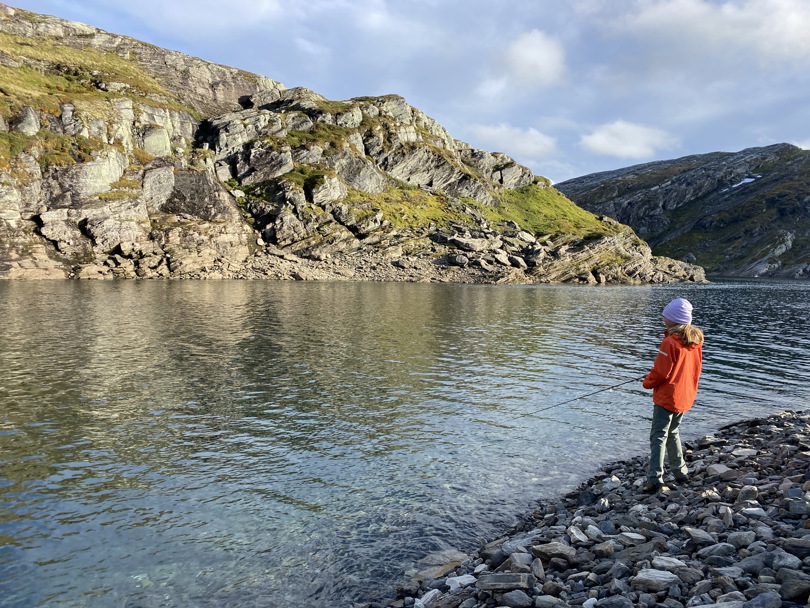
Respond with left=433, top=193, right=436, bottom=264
left=648, top=404, right=688, bottom=483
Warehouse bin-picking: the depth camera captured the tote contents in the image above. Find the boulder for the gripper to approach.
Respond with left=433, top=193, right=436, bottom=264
left=631, top=568, right=681, bottom=592
left=9, top=106, right=40, bottom=136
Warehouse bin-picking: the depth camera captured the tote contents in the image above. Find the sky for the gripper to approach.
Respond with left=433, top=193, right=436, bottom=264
left=9, top=0, right=810, bottom=183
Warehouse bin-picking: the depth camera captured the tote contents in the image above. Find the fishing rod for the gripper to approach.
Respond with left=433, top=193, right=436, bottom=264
left=518, top=374, right=648, bottom=418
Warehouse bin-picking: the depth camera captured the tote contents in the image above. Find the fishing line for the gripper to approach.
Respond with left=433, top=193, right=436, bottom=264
left=516, top=374, right=647, bottom=419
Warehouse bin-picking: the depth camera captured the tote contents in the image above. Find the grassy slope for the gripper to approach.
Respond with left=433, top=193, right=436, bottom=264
left=342, top=183, right=622, bottom=239
left=1, top=26, right=622, bottom=243
left=0, top=30, right=199, bottom=170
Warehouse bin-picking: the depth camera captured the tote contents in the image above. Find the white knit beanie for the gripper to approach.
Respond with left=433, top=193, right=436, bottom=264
left=662, top=298, right=693, bottom=325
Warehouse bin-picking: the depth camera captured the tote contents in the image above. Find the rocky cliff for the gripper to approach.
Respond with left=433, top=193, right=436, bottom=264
left=0, top=3, right=704, bottom=284
left=557, top=144, right=810, bottom=279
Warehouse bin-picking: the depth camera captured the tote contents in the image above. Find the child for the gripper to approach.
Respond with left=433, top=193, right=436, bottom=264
left=642, top=297, right=704, bottom=493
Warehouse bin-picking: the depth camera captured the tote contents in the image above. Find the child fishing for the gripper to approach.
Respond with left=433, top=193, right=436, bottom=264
left=642, top=298, right=704, bottom=493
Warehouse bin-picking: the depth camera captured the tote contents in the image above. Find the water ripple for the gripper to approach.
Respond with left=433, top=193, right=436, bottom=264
left=0, top=280, right=808, bottom=606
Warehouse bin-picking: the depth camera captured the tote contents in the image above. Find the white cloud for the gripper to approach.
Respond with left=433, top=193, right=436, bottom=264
left=580, top=120, right=677, bottom=159
left=605, top=0, right=810, bottom=65
left=505, top=29, right=567, bottom=88
left=474, top=29, right=567, bottom=101
left=468, top=123, right=557, bottom=159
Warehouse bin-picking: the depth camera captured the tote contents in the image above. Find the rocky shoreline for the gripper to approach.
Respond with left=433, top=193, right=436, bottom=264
left=369, top=410, right=810, bottom=608
left=0, top=6, right=705, bottom=286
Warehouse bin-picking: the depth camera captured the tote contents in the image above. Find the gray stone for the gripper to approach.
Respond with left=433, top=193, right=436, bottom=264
left=500, top=589, right=533, bottom=608
left=475, top=573, right=535, bottom=591
left=9, top=105, right=40, bottom=135
left=531, top=557, right=545, bottom=580
left=631, top=568, right=681, bottom=592
left=534, top=596, right=564, bottom=608
left=614, top=537, right=668, bottom=561
left=567, top=525, right=590, bottom=545
left=737, top=485, right=759, bottom=502
left=606, top=560, right=631, bottom=580
left=741, top=590, right=782, bottom=608
left=416, top=588, right=441, bottom=608
left=713, top=566, right=744, bottom=579
left=727, top=530, right=756, bottom=549
left=593, top=540, right=614, bottom=557
left=682, top=526, right=716, bottom=545
left=740, top=507, right=768, bottom=519
left=618, top=531, right=646, bottom=545
left=782, top=537, right=810, bottom=559
left=596, top=598, right=633, bottom=608
left=780, top=578, right=810, bottom=602
left=771, top=550, right=802, bottom=570
left=751, top=522, right=775, bottom=541
left=737, top=554, right=767, bottom=575
left=584, top=525, right=604, bottom=541
left=498, top=535, right=531, bottom=556
left=446, top=575, right=476, bottom=591
left=449, top=236, right=493, bottom=253
left=531, top=542, right=576, bottom=562
left=776, top=568, right=810, bottom=583
left=706, top=463, right=735, bottom=479
left=676, top=566, right=705, bottom=584
left=787, top=499, right=810, bottom=515
left=717, top=590, right=747, bottom=602
left=141, top=126, right=172, bottom=157
left=607, top=577, right=632, bottom=595
left=499, top=553, right=533, bottom=573
left=508, top=255, right=528, bottom=269
left=652, top=556, right=687, bottom=571
left=311, top=175, right=348, bottom=205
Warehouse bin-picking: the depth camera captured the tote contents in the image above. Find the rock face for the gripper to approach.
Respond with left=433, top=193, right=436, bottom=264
left=556, top=144, right=810, bottom=279
left=0, top=3, right=704, bottom=284
left=375, top=410, right=810, bottom=608
left=0, top=4, right=282, bottom=117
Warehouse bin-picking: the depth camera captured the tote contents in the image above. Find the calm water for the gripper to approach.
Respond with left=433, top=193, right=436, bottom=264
left=1, top=280, right=808, bottom=607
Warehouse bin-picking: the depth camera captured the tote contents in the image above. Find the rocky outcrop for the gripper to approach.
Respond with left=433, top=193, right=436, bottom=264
left=0, top=4, right=283, bottom=117
left=234, top=216, right=705, bottom=285
left=556, top=144, right=810, bottom=279
left=0, top=3, right=704, bottom=284
left=377, top=410, right=810, bottom=608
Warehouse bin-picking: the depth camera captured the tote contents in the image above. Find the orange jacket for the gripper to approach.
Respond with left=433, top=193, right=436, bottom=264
left=643, top=331, right=703, bottom=413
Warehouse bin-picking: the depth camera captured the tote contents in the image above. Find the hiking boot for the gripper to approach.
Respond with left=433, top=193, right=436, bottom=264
left=673, top=473, right=689, bottom=484
left=643, top=481, right=668, bottom=494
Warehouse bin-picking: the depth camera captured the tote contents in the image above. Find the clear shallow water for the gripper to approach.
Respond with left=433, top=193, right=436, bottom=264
left=0, top=280, right=808, bottom=607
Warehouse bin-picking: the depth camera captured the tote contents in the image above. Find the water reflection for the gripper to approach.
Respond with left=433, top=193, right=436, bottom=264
left=1, top=280, right=808, bottom=606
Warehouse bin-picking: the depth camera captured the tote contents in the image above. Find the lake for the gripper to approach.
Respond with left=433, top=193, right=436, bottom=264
left=1, top=279, right=808, bottom=607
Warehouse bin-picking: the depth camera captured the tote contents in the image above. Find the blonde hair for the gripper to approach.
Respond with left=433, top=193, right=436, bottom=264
left=667, top=324, right=704, bottom=346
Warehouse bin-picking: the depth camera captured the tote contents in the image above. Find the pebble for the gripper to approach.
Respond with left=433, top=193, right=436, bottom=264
left=367, top=410, right=810, bottom=608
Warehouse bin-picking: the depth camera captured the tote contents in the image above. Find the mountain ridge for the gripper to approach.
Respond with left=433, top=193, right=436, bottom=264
left=556, top=143, right=810, bottom=279
left=0, top=3, right=704, bottom=284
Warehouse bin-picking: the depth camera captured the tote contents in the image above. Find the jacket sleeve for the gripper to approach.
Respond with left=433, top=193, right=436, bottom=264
left=643, top=337, right=675, bottom=389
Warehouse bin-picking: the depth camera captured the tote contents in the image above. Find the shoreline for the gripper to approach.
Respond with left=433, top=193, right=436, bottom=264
left=371, top=410, right=810, bottom=608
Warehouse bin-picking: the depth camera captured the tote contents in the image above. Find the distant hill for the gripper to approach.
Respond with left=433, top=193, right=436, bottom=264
left=557, top=144, right=810, bottom=279
left=0, top=3, right=703, bottom=284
